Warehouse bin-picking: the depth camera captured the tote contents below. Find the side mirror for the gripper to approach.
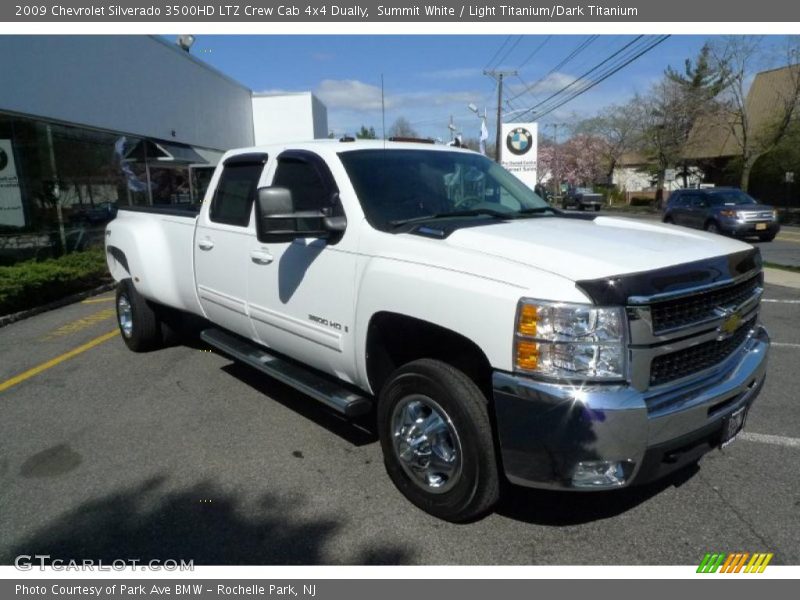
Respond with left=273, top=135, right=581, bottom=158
left=255, top=187, right=346, bottom=243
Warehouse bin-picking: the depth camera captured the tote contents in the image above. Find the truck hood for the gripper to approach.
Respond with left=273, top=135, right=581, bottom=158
left=441, top=215, right=752, bottom=282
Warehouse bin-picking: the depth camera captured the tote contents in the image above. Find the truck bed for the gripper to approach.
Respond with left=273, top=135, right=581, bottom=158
left=106, top=206, right=203, bottom=316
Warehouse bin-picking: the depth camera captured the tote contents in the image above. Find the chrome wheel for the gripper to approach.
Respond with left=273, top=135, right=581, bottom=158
left=391, top=394, right=462, bottom=494
left=117, top=294, right=133, bottom=338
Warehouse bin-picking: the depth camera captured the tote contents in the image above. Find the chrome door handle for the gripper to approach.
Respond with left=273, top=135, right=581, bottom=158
left=198, top=239, right=215, bottom=251
left=250, top=250, right=274, bottom=265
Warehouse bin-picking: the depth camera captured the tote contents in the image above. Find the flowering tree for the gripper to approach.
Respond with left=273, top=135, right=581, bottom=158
left=536, top=143, right=555, bottom=185
left=559, top=134, right=612, bottom=186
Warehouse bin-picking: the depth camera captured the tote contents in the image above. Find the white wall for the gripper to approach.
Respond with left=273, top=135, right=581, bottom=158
left=0, top=36, right=254, bottom=151
left=252, top=93, right=329, bottom=145
left=613, top=166, right=705, bottom=192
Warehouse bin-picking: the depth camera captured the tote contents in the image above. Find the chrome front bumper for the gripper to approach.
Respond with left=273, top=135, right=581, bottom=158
left=492, top=325, right=770, bottom=490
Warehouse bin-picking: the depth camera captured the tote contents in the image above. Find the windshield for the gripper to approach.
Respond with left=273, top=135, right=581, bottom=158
left=338, top=149, right=552, bottom=231
left=708, top=190, right=758, bottom=206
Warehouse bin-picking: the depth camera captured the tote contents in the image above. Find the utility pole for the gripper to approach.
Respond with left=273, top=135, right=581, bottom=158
left=545, top=123, right=567, bottom=200
left=484, top=69, right=517, bottom=162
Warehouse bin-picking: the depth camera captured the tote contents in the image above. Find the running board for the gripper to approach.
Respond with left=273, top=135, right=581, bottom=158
left=200, top=328, right=372, bottom=418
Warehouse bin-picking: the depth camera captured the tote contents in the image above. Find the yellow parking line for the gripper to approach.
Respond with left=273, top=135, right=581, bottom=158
left=0, top=329, right=119, bottom=394
left=775, top=236, right=800, bottom=245
left=43, top=308, right=116, bottom=340
left=81, top=297, right=115, bottom=304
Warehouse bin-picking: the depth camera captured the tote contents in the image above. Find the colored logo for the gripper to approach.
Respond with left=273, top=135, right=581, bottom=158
left=0, top=148, right=7, bottom=171
left=506, top=127, right=532, bottom=156
left=697, top=552, right=773, bottom=573
left=720, top=312, right=743, bottom=335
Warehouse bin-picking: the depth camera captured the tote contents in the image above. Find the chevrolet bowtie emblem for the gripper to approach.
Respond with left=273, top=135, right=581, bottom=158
left=717, top=311, right=743, bottom=340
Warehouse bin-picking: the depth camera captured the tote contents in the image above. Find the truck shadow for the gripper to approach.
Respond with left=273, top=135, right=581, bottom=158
left=497, top=462, right=700, bottom=526
left=3, top=476, right=411, bottom=565
left=220, top=362, right=377, bottom=447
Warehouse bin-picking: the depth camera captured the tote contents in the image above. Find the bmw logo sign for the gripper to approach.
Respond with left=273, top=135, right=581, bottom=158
left=0, top=148, right=7, bottom=172
left=506, top=127, right=533, bottom=156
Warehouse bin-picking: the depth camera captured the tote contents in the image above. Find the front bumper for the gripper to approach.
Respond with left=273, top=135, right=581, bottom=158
left=492, top=325, right=770, bottom=490
left=721, top=220, right=780, bottom=237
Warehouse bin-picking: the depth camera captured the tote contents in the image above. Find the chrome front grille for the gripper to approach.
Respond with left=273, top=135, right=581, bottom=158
left=649, top=273, right=762, bottom=334
left=649, top=317, right=756, bottom=386
left=739, top=210, right=773, bottom=222
left=626, top=270, right=763, bottom=392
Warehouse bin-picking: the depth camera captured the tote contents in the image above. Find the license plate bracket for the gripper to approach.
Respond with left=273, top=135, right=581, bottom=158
left=721, top=405, right=748, bottom=448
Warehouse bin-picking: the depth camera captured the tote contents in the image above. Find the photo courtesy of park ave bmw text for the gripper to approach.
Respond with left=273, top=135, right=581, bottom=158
left=0, top=0, right=799, bottom=592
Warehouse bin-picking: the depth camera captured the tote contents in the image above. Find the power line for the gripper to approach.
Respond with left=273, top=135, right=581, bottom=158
left=484, top=36, right=512, bottom=70
left=493, top=35, right=523, bottom=69
left=517, top=35, right=552, bottom=70
left=512, top=35, right=645, bottom=117
left=507, top=35, right=599, bottom=104
left=512, top=35, right=671, bottom=121
left=528, top=36, right=670, bottom=119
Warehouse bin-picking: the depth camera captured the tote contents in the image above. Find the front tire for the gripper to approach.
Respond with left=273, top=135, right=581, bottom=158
left=377, top=359, right=500, bottom=522
left=115, top=279, right=164, bottom=352
left=705, top=221, right=721, bottom=235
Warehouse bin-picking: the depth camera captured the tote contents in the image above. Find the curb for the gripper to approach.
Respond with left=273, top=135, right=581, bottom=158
left=0, top=282, right=117, bottom=329
left=764, top=267, right=800, bottom=290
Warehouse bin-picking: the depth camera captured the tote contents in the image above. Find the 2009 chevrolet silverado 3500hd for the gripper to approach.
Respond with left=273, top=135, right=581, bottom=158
left=106, top=140, right=770, bottom=521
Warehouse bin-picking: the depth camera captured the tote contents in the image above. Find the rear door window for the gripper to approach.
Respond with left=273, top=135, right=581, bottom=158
left=209, top=159, right=266, bottom=226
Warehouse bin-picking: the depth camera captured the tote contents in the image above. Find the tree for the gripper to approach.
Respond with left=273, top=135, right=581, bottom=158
left=709, top=36, right=800, bottom=191
left=356, top=125, right=377, bottom=139
left=662, top=44, right=730, bottom=186
left=535, top=143, right=555, bottom=186
left=559, top=135, right=612, bottom=186
left=388, top=117, right=418, bottom=139
left=573, top=103, right=640, bottom=182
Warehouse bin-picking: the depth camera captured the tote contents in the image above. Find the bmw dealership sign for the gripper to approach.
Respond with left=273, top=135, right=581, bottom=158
left=500, top=123, right=538, bottom=190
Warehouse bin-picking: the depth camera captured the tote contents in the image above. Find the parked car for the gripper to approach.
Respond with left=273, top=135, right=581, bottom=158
left=562, top=186, right=603, bottom=211
left=106, top=141, right=769, bottom=522
left=663, top=187, right=780, bottom=242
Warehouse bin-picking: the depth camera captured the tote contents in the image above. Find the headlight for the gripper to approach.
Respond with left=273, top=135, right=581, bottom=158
left=773, top=209, right=779, bottom=221
left=514, top=300, right=627, bottom=381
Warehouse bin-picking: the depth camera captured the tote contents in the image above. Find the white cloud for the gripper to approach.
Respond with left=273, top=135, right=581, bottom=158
left=506, top=71, right=579, bottom=101
left=315, top=79, right=386, bottom=111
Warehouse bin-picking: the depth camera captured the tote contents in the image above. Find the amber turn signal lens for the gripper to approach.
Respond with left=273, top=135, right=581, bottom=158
left=516, top=340, right=539, bottom=371
left=518, top=304, right=538, bottom=336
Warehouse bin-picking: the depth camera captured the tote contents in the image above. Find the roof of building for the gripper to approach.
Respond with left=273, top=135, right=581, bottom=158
left=684, top=63, right=800, bottom=160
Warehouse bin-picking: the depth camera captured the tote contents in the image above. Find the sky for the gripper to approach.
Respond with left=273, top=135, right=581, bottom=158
left=186, top=35, right=793, bottom=142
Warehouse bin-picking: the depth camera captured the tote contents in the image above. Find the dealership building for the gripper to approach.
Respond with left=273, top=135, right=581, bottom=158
left=0, top=35, right=328, bottom=237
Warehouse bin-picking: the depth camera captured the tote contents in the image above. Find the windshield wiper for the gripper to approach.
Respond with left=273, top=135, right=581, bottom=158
left=389, top=208, right=514, bottom=228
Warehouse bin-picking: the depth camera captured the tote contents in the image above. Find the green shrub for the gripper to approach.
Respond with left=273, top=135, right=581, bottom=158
left=0, top=249, right=110, bottom=315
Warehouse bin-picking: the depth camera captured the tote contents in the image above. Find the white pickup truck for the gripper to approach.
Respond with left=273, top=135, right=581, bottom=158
left=105, top=140, right=770, bottom=521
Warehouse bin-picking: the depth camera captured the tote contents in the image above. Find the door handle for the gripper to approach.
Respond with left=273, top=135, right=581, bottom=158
left=250, top=250, right=274, bottom=265
left=198, top=239, right=215, bottom=251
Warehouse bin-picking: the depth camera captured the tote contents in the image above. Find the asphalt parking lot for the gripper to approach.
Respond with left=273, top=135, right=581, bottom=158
left=0, top=281, right=798, bottom=566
